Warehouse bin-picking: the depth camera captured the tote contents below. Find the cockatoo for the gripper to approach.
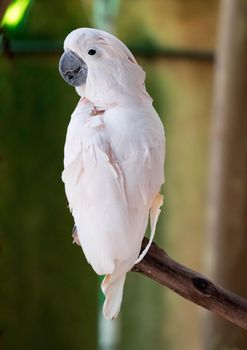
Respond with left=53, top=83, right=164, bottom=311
left=59, top=28, right=165, bottom=320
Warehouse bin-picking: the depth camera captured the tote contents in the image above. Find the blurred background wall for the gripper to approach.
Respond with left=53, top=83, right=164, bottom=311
left=0, top=1, right=246, bottom=350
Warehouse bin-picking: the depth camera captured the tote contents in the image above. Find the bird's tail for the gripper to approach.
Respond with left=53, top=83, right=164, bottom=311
left=101, top=273, right=126, bottom=320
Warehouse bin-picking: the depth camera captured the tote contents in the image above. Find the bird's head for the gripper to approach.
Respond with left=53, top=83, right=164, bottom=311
left=59, top=28, right=151, bottom=108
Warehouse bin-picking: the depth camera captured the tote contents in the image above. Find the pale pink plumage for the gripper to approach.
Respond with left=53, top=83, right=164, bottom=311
left=61, top=28, right=165, bottom=320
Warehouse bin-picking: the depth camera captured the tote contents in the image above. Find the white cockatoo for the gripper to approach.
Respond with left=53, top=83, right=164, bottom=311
left=59, top=28, right=165, bottom=320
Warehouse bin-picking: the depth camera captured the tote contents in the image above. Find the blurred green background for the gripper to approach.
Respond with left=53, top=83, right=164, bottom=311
left=1, top=1, right=247, bottom=350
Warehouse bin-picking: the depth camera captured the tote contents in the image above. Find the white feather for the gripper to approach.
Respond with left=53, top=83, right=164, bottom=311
left=62, top=28, right=165, bottom=319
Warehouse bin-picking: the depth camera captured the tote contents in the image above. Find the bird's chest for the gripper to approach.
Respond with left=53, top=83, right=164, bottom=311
left=67, top=105, right=128, bottom=143
left=65, top=103, right=151, bottom=167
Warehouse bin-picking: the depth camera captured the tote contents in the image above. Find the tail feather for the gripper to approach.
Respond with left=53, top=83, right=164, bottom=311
left=101, top=273, right=126, bottom=320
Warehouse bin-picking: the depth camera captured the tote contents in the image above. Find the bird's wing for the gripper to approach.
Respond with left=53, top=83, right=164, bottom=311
left=105, top=105, right=165, bottom=207
left=104, top=105, right=165, bottom=263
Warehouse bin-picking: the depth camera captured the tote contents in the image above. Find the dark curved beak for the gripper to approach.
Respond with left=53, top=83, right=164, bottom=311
left=59, top=51, right=88, bottom=87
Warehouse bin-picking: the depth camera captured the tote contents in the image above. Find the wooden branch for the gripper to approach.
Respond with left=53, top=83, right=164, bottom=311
left=132, top=238, right=247, bottom=330
left=72, top=229, right=247, bottom=329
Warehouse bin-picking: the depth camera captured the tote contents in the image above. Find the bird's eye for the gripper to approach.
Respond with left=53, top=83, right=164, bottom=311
left=88, top=49, right=97, bottom=56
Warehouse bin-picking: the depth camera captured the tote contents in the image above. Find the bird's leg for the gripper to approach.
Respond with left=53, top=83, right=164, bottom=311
left=72, top=226, right=81, bottom=246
